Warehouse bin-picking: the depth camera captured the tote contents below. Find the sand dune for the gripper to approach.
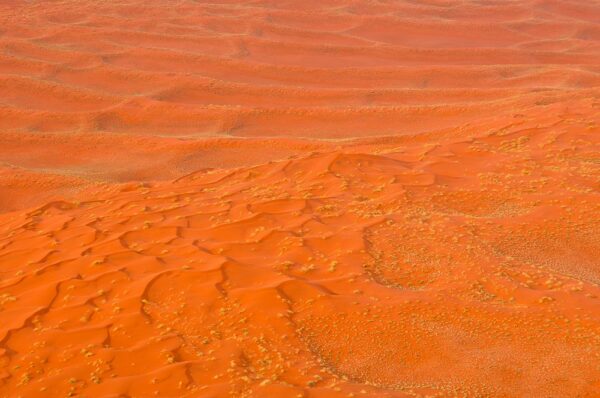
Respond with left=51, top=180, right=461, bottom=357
left=0, top=0, right=599, bottom=397
left=1, top=120, right=599, bottom=397
left=0, top=0, right=599, bottom=212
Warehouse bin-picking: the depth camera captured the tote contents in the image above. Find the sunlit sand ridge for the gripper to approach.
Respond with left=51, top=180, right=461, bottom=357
left=0, top=0, right=599, bottom=397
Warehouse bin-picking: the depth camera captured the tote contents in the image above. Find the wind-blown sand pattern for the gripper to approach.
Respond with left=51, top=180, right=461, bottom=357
left=1, top=0, right=600, bottom=397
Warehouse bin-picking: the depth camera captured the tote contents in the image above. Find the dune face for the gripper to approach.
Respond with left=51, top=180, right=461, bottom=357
left=0, top=0, right=600, bottom=397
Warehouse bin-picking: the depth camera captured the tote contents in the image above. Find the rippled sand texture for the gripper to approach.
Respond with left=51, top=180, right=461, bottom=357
left=1, top=0, right=600, bottom=397
left=1, top=0, right=600, bottom=212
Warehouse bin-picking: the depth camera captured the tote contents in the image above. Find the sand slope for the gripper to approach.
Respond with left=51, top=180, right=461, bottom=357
left=1, top=0, right=600, bottom=397
left=0, top=0, right=599, bottom=212
left=1, top=117, right=600, bottom=397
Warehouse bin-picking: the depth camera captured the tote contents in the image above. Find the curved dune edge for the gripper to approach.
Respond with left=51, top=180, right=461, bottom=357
left=0, top=119, right=599, bottom=397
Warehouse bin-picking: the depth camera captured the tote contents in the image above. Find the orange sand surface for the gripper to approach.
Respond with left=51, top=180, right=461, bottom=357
left=1, top=0, right=600, bottom=397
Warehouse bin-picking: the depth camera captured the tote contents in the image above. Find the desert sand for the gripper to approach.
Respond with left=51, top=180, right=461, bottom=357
left=0, top=0, right=599, bottom=397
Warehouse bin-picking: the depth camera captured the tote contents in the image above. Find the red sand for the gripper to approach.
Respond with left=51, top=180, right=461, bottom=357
left=0, top=0, right=599, bottom=397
